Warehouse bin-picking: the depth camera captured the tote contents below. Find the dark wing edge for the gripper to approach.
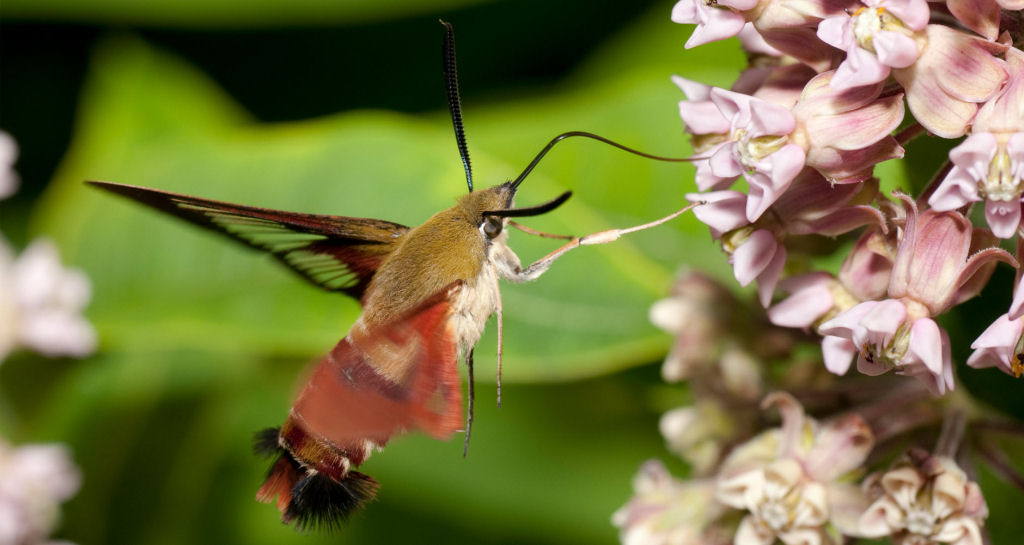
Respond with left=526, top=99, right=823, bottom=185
left=87, top=180, right=409, bottom=300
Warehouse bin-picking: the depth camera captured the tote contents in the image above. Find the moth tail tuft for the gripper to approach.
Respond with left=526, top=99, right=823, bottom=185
left=255, top=431, right=379, bottom=532
left=285, top=470, right=380, bottom=532
left=252, top=427, right=281, bottom=457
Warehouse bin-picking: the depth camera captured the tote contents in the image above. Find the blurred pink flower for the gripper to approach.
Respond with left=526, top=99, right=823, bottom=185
left=0, top=238, right=97, bottom=363
left=859, top=452, right=988, bottom=545
left=0, top=439, right=81, bottom=545
left=0, top=131, right=19, bottom=201
left=716, top=393, right=872, bottom=545
left=613, top=460, right=731, bottom=545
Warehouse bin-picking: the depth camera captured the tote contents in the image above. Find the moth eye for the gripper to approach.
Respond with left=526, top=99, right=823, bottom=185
left=481, top=217, right=503, bottom=239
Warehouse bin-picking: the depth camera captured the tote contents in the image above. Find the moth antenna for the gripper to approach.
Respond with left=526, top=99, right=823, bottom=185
left=440, top=20, right=473, bottom=192
left=509, top=131, right=694, bottom=193
left=463, top=348, right=475, bottom=458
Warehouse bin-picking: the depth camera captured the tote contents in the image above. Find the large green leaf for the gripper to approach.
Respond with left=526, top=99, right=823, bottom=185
left=34, top=20, right=741, bottom=382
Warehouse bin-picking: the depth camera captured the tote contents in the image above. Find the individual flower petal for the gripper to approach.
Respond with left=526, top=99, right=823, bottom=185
left=822, top=335, right=857, bottom=375
left=673, top=0, right=748, bottom=48
left=908, top=318, right=943, bottom=376
left=893, top=25, right=1007, bottom=138
left=967, top=313, right=1024, bottom=376
left=688, top=190, right=749, bottom=234
left=732, top=230, right=778, bottom=287
left=768, top=273, right=834, bottom=329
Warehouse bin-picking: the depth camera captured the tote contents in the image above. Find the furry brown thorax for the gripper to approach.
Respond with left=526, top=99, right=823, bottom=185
left=359, top=182, right=516, bottom=331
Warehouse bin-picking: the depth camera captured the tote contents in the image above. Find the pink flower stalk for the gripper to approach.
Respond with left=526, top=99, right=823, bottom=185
left=818, top=195, right=1015, bottom=394
left=859, top=451, right=989, bottom=545
left=816, top=0, right=929, bottom=89
left=929, top=48, right=1024, bottom=238
left=716, top=393, right=872, bottom=545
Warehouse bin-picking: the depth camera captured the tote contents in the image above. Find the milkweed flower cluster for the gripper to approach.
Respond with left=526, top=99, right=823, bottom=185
left=675, top=0, right=1021, bottom=392
left=0, top=130, right=96, bottom=364
left=616, top=3, right=1023, bottom=543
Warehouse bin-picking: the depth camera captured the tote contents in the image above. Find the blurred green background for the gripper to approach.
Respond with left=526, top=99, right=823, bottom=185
left=0, top=1, right=746, bottom=543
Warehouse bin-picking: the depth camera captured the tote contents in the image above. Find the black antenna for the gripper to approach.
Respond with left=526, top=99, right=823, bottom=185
left=509, top=131, right=694, bottom=194
left=441, top=20, right=473, bottom=192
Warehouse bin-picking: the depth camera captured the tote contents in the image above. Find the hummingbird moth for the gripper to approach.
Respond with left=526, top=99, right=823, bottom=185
left=89, top=21, right=693, bottom=530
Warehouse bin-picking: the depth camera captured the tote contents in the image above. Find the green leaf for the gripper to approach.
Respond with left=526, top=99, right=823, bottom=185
left=34, top=23, right=740, bottom=382
left=0, top=0, right=491, bottom=27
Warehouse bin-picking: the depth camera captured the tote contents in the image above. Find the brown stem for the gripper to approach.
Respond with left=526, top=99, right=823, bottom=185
left=917, top=160, right=954, bottom=206
left=935, top=409, right=966, bottom=458
left=974, top=439, right=1024, bottom=492
left=972, top=419, right=1024, bottom=438
left=894, top=122, right=927, bottom=145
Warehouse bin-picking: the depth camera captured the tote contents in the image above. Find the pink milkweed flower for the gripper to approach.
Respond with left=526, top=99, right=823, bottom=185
left=818, top=195, right=1015, bottom=394
left=859, top=451, right=989, bottom=545
left=672, top=0, right=758, bottom=49
left=816, top=0, right=929, bottom=90
left=929, top=48, right=1024, bottom=238
left=613, top=460, right=731, bottom=545
left=769, top=227, right=895, bottom=373
left=695, top=88, right=807, bottom=221
left=891, top=25, right=1007, bottom=138
left=790, top=71, right=905, bottom=183
left=968, top=263, right=1024, bottom=377
left=928, top=132, right=1024, bottom=238
left=716, top=393, right=872, bottom=545
left=692, top=170, right=885, bottom=306
left=938, top=0, right=1002, bottom=40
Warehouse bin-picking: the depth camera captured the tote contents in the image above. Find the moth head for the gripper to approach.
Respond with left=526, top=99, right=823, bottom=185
left=459, top=183, right=571, bottom=241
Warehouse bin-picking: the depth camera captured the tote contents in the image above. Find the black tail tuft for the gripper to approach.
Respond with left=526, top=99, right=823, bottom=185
left=252, top=427, right=281, bottom=457
left=285, top=470, right=380, bottom=532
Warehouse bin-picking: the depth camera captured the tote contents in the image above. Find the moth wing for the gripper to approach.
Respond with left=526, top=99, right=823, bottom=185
left=291, top=283, right=464, bottom=451
left=87, top=180, right=409, bottom=301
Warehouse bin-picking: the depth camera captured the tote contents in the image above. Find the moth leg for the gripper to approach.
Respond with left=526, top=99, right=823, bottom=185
left=509, top=221, right=574, bottom=240
left=511, top=202, right=701, bottom=282
left=463, top=348, right=475, bottom=458
left=493, top=271, right=504, bottom=408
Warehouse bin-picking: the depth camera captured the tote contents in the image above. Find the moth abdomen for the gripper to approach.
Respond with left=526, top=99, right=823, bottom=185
left=255, top=425, right=380, bottom=531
